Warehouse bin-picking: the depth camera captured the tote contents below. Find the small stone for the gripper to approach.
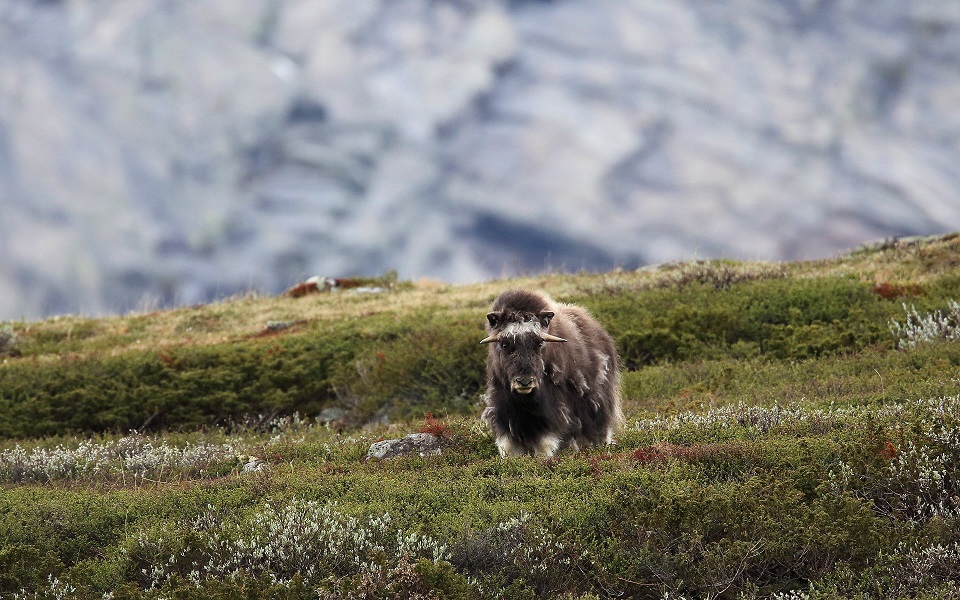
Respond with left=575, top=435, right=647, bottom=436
left=241, top=455, right=267, bottom=473
left=265, top=321, right=293, bottom=332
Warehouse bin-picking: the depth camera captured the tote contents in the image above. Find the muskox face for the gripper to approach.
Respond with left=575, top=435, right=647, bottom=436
left=481, top=310, right=567, bottom=395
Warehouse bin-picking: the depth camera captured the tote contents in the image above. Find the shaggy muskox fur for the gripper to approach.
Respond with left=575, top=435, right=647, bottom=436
left=480, top=289, right=624, bottom=457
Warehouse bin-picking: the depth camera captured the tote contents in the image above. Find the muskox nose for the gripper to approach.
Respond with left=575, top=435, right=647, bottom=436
left=512, top=375, right=537, bottom=394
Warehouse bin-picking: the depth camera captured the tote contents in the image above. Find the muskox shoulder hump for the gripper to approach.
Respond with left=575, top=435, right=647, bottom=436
left=490, top=289, right=555, bottom=314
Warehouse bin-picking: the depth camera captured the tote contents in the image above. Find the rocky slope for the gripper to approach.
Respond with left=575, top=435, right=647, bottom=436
left=2, top=0, right=959, bottom=319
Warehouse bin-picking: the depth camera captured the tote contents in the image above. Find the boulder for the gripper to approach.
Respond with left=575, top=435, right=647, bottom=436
left=367, top=433, right=443, bottom=460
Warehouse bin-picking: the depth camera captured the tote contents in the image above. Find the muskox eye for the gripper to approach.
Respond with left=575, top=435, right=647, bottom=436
left=500, top=341, right=513, bottom=352
left=537, top=339, right=545, bottom=349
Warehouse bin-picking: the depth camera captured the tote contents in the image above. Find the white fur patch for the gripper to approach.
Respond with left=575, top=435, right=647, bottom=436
left=605, top=427, right=615, bottom=445
left=533, top=434, right=562, bottom=458
left=502, top=321, right=542, bottom=339
left=576, top=372, right=590, bottom=394
left=595, top=353, right=611, bottom=385
left=496, top=435, right=519, bottom=457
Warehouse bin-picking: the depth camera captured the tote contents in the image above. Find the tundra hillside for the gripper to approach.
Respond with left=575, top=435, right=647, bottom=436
left=2, top=235, right=960, bottom=598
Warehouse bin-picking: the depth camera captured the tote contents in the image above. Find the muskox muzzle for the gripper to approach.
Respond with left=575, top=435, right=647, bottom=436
left=511, top=375, right=538, bottom=394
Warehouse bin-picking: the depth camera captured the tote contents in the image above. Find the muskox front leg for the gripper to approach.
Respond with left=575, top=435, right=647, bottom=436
left=533, top=434, right=562, bottom=458
left=495, top=434, right=563, bottom=458
left=606, top=426, right=616, bottom=446
left=495, top=435, right=520, bottom=457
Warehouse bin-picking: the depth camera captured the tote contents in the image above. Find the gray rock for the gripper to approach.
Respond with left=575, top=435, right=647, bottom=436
left=2, top=1, right=960, bottom=320
left=367, top=433, right=443, bottom=460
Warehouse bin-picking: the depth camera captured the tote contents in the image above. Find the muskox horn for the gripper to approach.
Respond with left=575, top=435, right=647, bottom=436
left=479, top=333, right=500, bottom=344
left=541, top=333, right=568, bottom=343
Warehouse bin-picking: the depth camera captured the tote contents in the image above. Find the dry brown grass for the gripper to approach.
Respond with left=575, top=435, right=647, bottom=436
left=7, top=233, right=960, bottom=361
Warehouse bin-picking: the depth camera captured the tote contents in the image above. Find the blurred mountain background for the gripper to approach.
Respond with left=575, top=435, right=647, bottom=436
left=1, top=0, right=958, bottom=320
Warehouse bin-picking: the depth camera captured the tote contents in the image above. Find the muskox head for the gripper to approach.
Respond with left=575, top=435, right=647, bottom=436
left=480, top=310, right=567, bottom=395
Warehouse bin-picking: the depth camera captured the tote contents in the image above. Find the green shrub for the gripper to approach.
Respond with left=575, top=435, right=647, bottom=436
left=0, top=331, right=353, bottom=437
left=0, top=544, right=65, bottom=595
left=328, top=316, right=486, bottom=423
left=580, top=277, right=889, bottom=366
left=0, top=309, right=488, bottom=438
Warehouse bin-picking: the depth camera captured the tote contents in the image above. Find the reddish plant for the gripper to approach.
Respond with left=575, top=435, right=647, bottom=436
left=878, top=441, right=898, bottom=461
left=418, top=412, right=452, bottom=439
left=633, top=443, right=675, bottom=465
left=285, top=281, right=320, bottom=298
left=873, top=282, right=923, bottom=299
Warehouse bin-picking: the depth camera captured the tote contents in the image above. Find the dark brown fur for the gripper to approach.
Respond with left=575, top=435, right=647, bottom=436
left=481, top=289, right=623, bottom=457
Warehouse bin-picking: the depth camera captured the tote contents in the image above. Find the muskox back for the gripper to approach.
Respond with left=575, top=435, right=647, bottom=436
left=481, top=289, right=623, bottom=457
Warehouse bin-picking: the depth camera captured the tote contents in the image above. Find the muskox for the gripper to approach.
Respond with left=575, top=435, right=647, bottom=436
left=480, top=289, right=624, bottom=457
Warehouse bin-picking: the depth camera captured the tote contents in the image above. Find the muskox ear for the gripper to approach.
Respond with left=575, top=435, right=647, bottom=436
left=537, top=311, right=555, bottom=328
left=486, top=312, right=502, bottom=329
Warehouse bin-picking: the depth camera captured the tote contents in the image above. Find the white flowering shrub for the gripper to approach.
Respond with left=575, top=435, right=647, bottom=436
left=124, top=498, right=449, bottom=590
left=632, top=401, right=851, bottom=441
left=0, top=434, right=240, bottom=484
left=889, top=300, right=960, bottom=348
left=10, top=576, right=76, bottom=600
left=768, top=591, right=810, bottom=600
left=812, top=540, right=960, bottom=598
left=632, top=395, right=960, bottom=525
left=880, top=396, right=960, bottom=520
left=237, top=411, right=316, bottom=436
left=881, top=541, right=960, bottom=593
left=491, top=513, right=573, bottom=579
left=827, top=395, right=960, bottom=522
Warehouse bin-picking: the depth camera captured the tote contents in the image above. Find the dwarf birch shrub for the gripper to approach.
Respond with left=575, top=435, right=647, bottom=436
left=584, top=277, right=887, bottom=367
